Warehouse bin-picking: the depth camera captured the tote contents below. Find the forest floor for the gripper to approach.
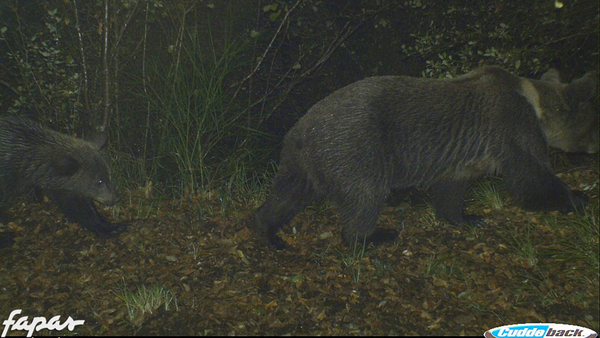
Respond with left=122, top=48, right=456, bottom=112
left=0, top=152, right=598, bottom=336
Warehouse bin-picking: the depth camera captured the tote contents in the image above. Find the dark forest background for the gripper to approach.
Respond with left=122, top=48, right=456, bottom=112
left=0, top=0, right=598, bottom=201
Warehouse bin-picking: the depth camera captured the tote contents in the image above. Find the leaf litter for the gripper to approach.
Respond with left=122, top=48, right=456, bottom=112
left=0, top=153, right=597, bottom=335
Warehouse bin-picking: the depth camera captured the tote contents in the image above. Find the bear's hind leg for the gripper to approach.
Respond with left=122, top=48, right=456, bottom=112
left=253, top=170, right=316, bottom=250
left=336, top=188, right=396, bottom=247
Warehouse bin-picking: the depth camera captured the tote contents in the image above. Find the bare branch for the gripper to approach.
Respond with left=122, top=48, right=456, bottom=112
left=101, top=0, right=110, bottom=131
left=72, top=0, right=92, bottom=127
left=232, top=0, right=303, bottom=101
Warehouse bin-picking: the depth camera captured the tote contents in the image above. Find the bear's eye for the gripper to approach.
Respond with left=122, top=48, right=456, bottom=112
left=98, top=179, right=105, bottom=187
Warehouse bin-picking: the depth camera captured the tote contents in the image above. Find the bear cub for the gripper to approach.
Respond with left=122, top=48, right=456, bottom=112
left=0, top=116, right=126, bottom=248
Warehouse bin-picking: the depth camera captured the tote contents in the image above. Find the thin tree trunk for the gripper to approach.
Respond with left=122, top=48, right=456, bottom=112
left=72, top=0, right=92, bottom=130
left=101, top=0, right=111, bottom=132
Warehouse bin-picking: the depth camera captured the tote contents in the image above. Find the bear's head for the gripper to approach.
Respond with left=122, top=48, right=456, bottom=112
left=535, top=69, right=598, bottom=154
left=48, top=131, right=121, bottom=206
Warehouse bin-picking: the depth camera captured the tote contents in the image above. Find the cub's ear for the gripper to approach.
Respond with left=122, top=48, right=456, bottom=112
left=540, top=69, right=562, bottom=83
left=52, top=155, right=80, bottom=177
left=568, top=71, right=598, bottom=101
left=84, top=131, right=108, bottom=150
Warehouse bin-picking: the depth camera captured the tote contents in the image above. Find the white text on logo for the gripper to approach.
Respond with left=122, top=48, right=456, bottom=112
left=2, top=309, right=85, bottom=337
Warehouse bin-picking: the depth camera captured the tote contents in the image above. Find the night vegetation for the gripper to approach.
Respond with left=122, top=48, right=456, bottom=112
left=0, top=0, right=597, bottom=335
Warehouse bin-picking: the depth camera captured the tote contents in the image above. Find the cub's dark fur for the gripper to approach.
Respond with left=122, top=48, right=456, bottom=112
left=0, top=116, right=125, bottom=247
left=253, top=66, right=598, bottom=250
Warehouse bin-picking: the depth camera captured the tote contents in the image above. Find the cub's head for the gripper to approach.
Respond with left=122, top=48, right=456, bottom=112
left=48, top=131, right=121, bottom=206
left=533, top=69, right=598, bottom=154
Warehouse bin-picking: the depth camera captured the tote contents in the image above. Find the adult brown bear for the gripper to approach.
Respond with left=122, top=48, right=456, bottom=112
left=0, top=116, right=126, bottom=248
left=252, top=66, right=598, bottom=250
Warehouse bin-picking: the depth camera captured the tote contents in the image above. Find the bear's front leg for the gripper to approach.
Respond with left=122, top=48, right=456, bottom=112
left=49, top=190, right=127, bottom=237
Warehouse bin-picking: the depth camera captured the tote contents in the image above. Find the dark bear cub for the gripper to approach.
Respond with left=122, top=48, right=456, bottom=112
left=0, top=116, right=126, bottom=247
left=252, top=66, right=598, bottom=250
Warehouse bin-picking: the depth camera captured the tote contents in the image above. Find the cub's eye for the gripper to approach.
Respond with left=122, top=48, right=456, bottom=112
left=98, top=179, right=105, bottom=186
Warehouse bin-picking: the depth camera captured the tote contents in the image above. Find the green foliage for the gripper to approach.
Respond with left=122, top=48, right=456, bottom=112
left=0, top=4, right=81, bottom=130
left=424, top=253, right=460, bottom=278
left=472, top=179, right=506, bottom=210
left=541, top=204, right=599, bottom=275
left=148, top=27, right=246, bottom=194
left=417, top=202, right=442, bottom=228
left=139, top=17, right=275, bottom=202
left=510, top=225, right=538, bottom=268
left=0, top=0, right=596, bottom=204
left=114, top=281, right=178, bottom=328
left=336, top=236, right=367, bottom=283
left=399, top=0, right=598, bottom=77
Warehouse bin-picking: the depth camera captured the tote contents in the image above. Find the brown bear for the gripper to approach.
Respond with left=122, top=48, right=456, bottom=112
left=0, top=116, right=126, bottom=248
left=252, top=66, right=598, bottom=250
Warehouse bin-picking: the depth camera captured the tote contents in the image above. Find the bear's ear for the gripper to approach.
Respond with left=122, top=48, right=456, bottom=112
left=52, top=155, right=80, bottom=177
left=84, top=131, right=108, bottom=150
left=540, top=69, right=562, bottom=83
left=568, top=71, right=598, bottom=101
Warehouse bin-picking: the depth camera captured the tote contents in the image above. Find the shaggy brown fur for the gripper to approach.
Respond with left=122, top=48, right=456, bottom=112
left=0, top=116, right=125, bottom=247
left=253, top=66, right=598, bottom=250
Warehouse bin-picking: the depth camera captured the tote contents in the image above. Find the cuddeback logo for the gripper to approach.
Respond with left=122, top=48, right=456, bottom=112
left=484, top=323, right=597, bottom=338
